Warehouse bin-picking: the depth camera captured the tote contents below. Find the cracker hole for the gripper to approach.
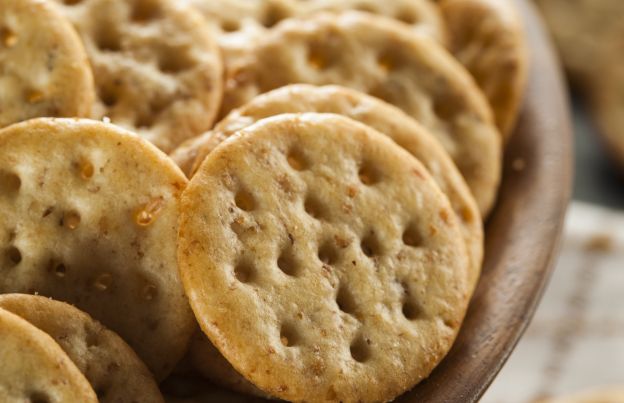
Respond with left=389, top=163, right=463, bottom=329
left=304, top=195, right=327, bottom=220
left=279, top=322, right=300, bottom=347
left=5, top=246, right=22, bottom=267
left=234, top=260, right=255, bottom=283
left=158, top=46, right=195, bottom=74
left=29, top=392, right=50, bottom=403
left=63, top=0, right=83, bottom=5
left=80, top=161, right=94, bottom=179
left=358, top=162, right=381, bottom=186
left=377, top=53, right=395, bottom=74
left=1, top=27, right=17, bottom=48
left=93, top=273, right=112, bottom=291
left=396, top=11, right=419, bottom=25
left=354, top=4, right=377, bottom=13
left=134, top=197, right=164, bottom=226
left=262, top=4, right=289, bottom=28
left=433, top=96, right=460, bottom=122
left=360, top=232, right=382, bottom=258
left=286, top=149, right=308, bottom=171
left=100, top=86, right=119, bottom=107
left=336, top=284, right=357, bottom=316
left=0, top=170, right=21, bottom=195
left=402, top=223, right=423, bottom=248
left=350, top=334, right=371, bottom=363
left=277, top=248, right=299, bottom=277
left=307, top=44, right=331, bottom=70
left=49, top=261, right=66, bottom=278
left=221, top=20, right=240, bottom=32
left=95, top=27, right=121, bottom=52
left=235, top=190, right=255, bottom=211
left=318, top=241, right=338, bottom=265
left=402, top=300, right=421, bottom=320
left=62, top=211, right=81, bottom=230
left=142, top=284, right=157, bottom=301
left=131, top=0, right=161, bottom=22
left=85, top=327, right=99, bottom=348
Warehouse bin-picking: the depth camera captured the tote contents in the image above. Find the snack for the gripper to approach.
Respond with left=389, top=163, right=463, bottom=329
left=178, top=113, right=470, bottom=401
left=162, top=374, right=266, bottom=403
left=219, top=11, right=501, bottom=215
left=50, top=0, right=223, bottom=153
left=0, top=294, right=164, bottom=403
left=0, top=307, right=97, bottom=402
left=0, top=118, right=195, bottom=380
left=174, top=84, right=483, bottom=293
left=439, top=0, right=528, bottom=139
left=0, top=0, right=94, bottom=129
left=181, top=0, right=446, bottom=66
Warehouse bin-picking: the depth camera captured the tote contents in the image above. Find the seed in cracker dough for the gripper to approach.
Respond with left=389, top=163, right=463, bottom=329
left=0, top=118, right=195, bottom=381
left=179, top=113, right=470, bottom=402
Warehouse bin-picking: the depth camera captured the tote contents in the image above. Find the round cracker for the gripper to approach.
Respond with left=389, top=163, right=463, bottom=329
left=0, top=294, right=164, bottom=403
left=176, top=84, right=483, bottom=293
left=0, top=307, right=97, bottom=402
left=178, top=113, right=470, bottom=402
left=0, top=118, right=195, bottom=380
left=181, top=0, right=446, bottom=66
left=220, top=11, right=501, bottom=216
left=439, top=0, right=528, bottom=140
left=50, top=0, right=223, bottom=153
left=0, top=0, right=94, bottom=129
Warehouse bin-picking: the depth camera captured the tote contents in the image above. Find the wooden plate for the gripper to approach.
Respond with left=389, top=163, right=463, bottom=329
left=399, top=0, right=574, bottom=400
left=163, top=0, right=573, bottom=401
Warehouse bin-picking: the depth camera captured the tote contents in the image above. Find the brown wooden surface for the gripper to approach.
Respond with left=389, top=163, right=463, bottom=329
left=398, top=0, right=574, bottom=401
left=164, top=0, right=574, bottom=401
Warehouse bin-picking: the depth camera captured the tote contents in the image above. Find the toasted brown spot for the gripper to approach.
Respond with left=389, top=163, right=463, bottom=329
left=80, top=161, right=94, bottom=179
left=26, top=90, right=45, bottom=104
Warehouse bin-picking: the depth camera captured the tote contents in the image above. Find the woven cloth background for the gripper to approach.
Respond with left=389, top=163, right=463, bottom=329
left=482, top=202, right=624, bottom=402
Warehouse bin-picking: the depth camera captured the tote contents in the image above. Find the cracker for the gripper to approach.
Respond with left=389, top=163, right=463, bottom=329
left=180, top=0, right=446, bottom=66
left=439, top=0, right=528, bottom=140
left=0, top=118, right=195, bottom=380
left=0, top=307, right=97, bottom=402
left=0, top=0, right=94, bottom=129
left=162, top=374, right=266, bottom=403
left=178, top=84, right=483, bottom=292
left=49, top=0, right=223, bottom=153
left=178, top=113, right=470, bottom=401
left=219, top=11, right=501, bottom=215
left=0, top=294, right=164, bottom=403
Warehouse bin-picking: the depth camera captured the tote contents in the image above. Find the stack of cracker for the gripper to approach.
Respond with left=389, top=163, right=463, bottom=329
left=0, top=0, right=528, bottom=401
